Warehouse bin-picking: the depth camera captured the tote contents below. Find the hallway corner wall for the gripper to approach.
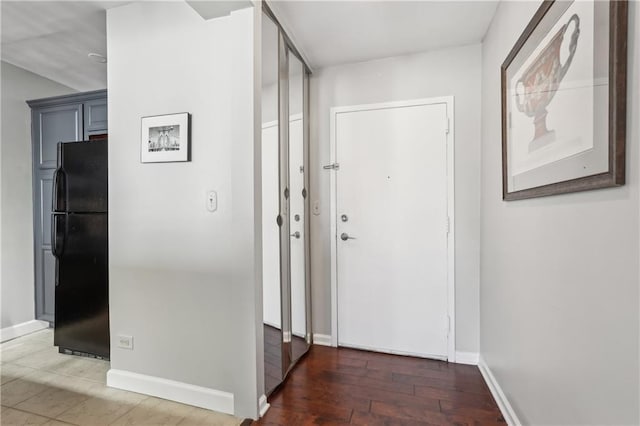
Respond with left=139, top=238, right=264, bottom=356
left=479, top=1, right=640, bottom=423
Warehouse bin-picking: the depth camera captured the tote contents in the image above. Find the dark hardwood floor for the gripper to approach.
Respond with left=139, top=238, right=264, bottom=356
left=255, top=345, right=505, bottom=425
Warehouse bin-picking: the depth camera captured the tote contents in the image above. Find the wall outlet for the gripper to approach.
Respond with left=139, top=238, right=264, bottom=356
left=118, top=335, right=133, bottom=350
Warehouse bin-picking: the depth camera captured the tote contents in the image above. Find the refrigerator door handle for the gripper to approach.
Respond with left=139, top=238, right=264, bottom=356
left=52, top=167, right=66, bottom=212
left=52, top=213, right=66, bottom=261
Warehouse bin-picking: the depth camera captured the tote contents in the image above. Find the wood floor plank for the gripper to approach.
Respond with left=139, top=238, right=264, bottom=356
left=302, top=352, right=368, bottom=369
left=350, top=410, right=437, bottom=426
left=415, top=385, right=498, bottom=408
left=439, top=400, right=505, bottom=422
left=268, top=396, right=353, bottom=422
left=392, top=372, right=490, bottom=395
left=254, top=406, right=346, bottom=426
left=367, top=359, right=487, bottom=384
left=271, top=384, right=372, bottom=412
left=332, top=348, right=443, bottom=371
left=370, top=400, right=445, bottom=422
left=315, top=370, right=415, bottom=395
left=329, top=364, right=394, bottom=382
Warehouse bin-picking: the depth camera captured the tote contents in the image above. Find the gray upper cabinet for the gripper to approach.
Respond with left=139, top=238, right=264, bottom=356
left=34, top=104, right=83, bottom=169
left=84, top=98, right=108, bottom=140
left=27, top=89, right=107, bottom=323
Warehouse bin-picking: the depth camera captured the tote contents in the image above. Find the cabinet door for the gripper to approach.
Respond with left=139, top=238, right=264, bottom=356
left=84, top=98, right=108, bottom=140
left=32, top=104, right=82, bottom=322
left=34, top=104, right=83, bottom=168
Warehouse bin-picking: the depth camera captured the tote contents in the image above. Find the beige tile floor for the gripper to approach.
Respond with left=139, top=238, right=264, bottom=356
left=1, top=329, right=242, bottom=426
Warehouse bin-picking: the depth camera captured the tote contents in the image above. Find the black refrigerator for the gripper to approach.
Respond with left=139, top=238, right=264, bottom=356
left=52, top=139, right=110, bottom=359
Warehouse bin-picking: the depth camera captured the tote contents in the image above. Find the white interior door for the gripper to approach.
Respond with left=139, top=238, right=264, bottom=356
left=335, top=100, right=451, bottom=359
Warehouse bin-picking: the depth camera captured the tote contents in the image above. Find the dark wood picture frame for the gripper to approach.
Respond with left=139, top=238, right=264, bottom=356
left=501, top=0, right=627, bottom=201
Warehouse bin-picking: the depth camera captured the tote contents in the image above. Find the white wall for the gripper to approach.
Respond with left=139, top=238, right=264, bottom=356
left=0, top=61, right=75, bottom=330
left=480, top=1, right=639, bottom=424
left=107, top=2, right=262, bottom=419
left=310, top=44, right=482, bottom=353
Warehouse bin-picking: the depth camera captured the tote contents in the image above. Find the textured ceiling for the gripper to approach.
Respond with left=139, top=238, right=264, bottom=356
left=1, top=1, right=128, bottom=91
left=2, top=1, right=500, bottom=91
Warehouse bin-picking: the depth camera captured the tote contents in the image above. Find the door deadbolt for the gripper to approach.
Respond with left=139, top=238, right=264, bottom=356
left=341, top=214, right=348, bottom=222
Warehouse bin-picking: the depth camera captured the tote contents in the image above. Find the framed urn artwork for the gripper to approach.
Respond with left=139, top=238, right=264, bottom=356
left=501, top=0, right=627, bottom=201
left=141, top=112, right=191, bottom=163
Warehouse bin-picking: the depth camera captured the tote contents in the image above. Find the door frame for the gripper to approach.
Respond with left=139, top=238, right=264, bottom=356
left=328, top=96, right=456, bottom=362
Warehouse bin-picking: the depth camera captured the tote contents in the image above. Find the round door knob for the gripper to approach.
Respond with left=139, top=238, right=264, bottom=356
left=291, top=231, right=301, bottom=239
left=340, top=232, right=355, bottom=241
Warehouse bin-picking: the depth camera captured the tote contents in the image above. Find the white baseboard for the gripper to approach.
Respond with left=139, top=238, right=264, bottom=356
left=107, top=369, right=234, bottom=415
left=455, top=351, right=479, bottom=365
left=258, top=394, right=270, bottom=417
left=0, top=320, right=49, bottom=343
left=478, top=355, right=521, bottom=426
left=312, top=334, right=333, bottom=346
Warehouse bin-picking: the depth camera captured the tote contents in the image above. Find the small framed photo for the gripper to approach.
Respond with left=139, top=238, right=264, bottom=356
left=141, top=112, right=191, bottom=163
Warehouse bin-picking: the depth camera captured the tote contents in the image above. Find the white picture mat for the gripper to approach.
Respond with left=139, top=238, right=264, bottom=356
left=141, top=113, right=189, bottom=163
left=505, top=1, right=610, bottom=193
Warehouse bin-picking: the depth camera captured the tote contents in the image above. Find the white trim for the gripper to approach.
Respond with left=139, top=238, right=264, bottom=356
left=329, top=96, right=456, bottom=362
left=330, top=97, right=452, bottom=116
left=329, top=105, right=338, bottom=347
left=312, top=334, right=334, bottom=347
left=478, top=356, right=522, bottom=426
left=0, top=320, right=49, bottom=343
left=258, top=394, right=270, bottom=417
left=445, top=98, right=456, bottom=363
left=455, top=351, right=479, bottom=365
left=107, top=369, right=234, bottom=415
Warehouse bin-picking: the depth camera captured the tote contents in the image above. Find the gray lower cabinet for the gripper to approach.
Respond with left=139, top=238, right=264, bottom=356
left=28, top=90, right=107, bottom=323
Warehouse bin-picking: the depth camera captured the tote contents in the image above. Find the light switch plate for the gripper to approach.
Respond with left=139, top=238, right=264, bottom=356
left=207, top=190, right=217, bottom=212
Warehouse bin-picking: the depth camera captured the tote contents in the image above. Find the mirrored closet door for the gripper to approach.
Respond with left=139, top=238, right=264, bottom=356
left=261, top=7, right=312, bottom=396
left=288, top=52, right=309, bottom=364
left=261, top=11, right=282, bottom=396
